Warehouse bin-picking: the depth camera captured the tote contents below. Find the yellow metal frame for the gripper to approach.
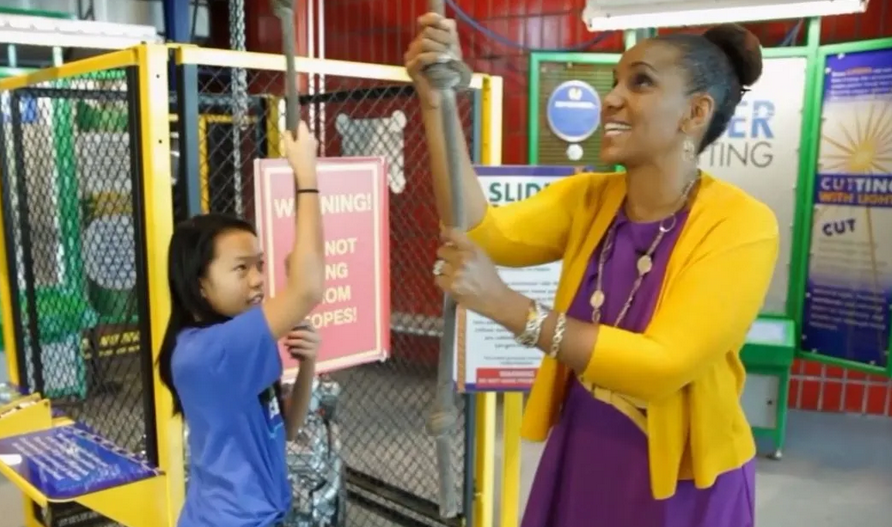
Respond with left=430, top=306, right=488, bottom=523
left=478, top=74, right=527, bottom=527
left=266, top=96, right=282, bottom=158
left=174, top=46, right=487, bottom=220
left=136, top=44, right=184, bottom=527
left=198, top=117, right=209, bottom=212
left=177, top=46, right=504, bottom=527
left=0, top=44, right=180, bottom=527
left=483, top=74, right=525, bottom=527
left=501, top=392, right=523, bottom=526
left=0, top=45, right=143, bottom=400
left=174, top=111, right=266, bottom=214
left=0, top=454, right=168, bottom=527
left=0, top=43, right=504, bottom=527
left=474, top=75, right=504, bottom=527
left=0, top=148, right=19, bottom=388
left=0, top=48, right=139, bottom=91
left=181, top=47, right=505, bottom=525
left=0, top=395, right=51, bottom=439
left=196, top=113, right=261, bottom=213
left=175, top=47, right=487, bottom=89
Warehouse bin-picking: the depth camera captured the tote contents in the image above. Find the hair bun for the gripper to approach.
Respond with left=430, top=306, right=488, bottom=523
left=703, top=24, right=763, bottom=87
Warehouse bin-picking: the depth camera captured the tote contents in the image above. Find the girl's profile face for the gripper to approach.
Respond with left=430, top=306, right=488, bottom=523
left=200, top=229, right=265, bottom=318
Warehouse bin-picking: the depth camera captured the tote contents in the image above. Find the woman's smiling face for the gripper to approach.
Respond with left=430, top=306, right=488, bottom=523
left=599, top=40, right=697, bottom=168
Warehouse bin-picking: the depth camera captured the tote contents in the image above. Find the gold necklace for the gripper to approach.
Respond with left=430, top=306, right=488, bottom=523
left=590, top=177, right=698, bottom=325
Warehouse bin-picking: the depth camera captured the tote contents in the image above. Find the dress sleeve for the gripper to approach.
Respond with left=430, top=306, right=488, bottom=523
left=466, top=173, right=592, bottom=268
left=580, top=202, right=780, bottom=402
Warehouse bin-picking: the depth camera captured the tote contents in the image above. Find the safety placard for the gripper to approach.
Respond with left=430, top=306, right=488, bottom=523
left=254, top=157, right=391, bottom=377
left=453, top=165, right=578, bottom=392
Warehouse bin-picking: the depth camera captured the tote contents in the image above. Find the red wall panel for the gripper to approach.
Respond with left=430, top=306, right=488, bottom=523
left=210, top=0, right=311, bottom=55
left=325, top=0, right=892, bottom=165
left=209, top=0, right=312, bottom=94
left=324, top=0, right=625, bottom=165
left=244, top=0, right=310, bottom=57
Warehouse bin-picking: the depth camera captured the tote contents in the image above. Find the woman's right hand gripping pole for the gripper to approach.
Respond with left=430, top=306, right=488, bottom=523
left=405, top=12, right=488, bottom=229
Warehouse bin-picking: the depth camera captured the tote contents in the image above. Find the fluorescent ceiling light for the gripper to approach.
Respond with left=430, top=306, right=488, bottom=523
left=582, top=0, right=869, bottom=31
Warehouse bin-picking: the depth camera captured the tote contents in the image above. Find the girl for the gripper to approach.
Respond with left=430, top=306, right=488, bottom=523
left=159, top=121, right=326, bottom=527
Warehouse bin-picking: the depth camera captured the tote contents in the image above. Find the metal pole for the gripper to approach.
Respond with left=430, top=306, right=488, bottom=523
left=424, top=0, right=472, bottom=518
left=229, top=0, right=247, bottom=215
left=272, top=0, right=301, bottom=237
left=273, top=0, right=300, bottom=136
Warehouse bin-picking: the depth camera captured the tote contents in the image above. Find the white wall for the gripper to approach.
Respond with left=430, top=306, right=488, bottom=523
left=0, top=0, right=210, bottom=38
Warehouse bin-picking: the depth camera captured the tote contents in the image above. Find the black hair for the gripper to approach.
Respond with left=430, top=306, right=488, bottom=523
left=656, top=24, right=764, bottom=152
left=158, top=213, right=257, bottom=414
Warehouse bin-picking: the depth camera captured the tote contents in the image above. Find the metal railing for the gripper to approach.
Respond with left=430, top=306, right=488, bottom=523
left=0, top=42, right=504, bottom=527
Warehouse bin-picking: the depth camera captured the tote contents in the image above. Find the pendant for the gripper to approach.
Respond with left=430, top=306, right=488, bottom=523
left=590, top=290, right=605, bottom=309
left=637, top=255, right=653, bottom=276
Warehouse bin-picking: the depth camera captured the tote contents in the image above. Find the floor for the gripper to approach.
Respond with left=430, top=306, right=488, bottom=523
left=502, top=410, right=892, bottom=527
left=2, top=354, right=892, bottom=526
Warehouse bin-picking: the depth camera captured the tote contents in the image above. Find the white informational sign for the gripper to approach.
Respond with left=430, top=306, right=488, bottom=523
left=698, top=57, right=808, bottom=314
left=453, top=166, right=578, bottom=392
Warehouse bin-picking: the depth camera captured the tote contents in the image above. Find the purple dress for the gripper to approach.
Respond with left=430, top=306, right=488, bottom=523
left=521, top=210, right=756, bottom=527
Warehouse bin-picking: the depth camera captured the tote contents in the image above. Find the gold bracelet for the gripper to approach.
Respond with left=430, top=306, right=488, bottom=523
left=515, top=301, right=548, bottom=348
left=547, top=312, right=567, bottom=358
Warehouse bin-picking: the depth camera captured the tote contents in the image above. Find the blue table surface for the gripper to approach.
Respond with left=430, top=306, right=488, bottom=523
left=0, top=423, right=159, bottom=500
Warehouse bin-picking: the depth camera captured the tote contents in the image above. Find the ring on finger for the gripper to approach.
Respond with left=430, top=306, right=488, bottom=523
left=433, top=258, right=446, bottom=276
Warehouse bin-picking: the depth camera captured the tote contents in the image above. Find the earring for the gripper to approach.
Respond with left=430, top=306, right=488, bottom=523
left=682, top=136, right=696, bottom=163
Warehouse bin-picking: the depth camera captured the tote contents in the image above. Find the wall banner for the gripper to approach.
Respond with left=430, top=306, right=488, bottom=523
left=802, top=47, right=892, bottom=367
left=699, top=56, right=809, bottom=315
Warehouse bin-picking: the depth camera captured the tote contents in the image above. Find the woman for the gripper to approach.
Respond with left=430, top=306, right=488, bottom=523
left=406, top=15, right=777, bottom=527
left=158, top=122, right=326, bottom=527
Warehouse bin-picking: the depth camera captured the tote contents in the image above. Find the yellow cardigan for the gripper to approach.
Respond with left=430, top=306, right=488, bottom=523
left=467, top=171, right=779, bottom=499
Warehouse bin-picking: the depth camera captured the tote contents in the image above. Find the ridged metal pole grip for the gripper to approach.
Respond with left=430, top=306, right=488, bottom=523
left=229, top=0, right=247, bottom=214
left=424, top=0, right=469, bottom=519
left=272, top=0, right=300, bottom=136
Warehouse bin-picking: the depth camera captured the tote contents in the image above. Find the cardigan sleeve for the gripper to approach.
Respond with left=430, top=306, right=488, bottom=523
left=466, top=173, right=589, bottom=268
left=580, top=200, right=779, bottom=402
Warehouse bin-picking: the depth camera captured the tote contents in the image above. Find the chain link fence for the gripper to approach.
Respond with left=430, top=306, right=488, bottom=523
left=0, top=69, right=156, bottom=461
left=174, top=60, right=479, bottom=526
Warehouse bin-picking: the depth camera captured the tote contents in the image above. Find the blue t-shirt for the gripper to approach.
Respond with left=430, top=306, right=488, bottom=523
left=172, top=307, right=290, bottom=527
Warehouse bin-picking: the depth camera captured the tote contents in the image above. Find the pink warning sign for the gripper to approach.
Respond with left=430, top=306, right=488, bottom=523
left=253, top=157, right=391, bottom=376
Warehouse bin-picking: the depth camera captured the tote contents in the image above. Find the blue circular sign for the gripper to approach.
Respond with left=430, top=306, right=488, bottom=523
left=546, top=80, right=601, bottom=143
